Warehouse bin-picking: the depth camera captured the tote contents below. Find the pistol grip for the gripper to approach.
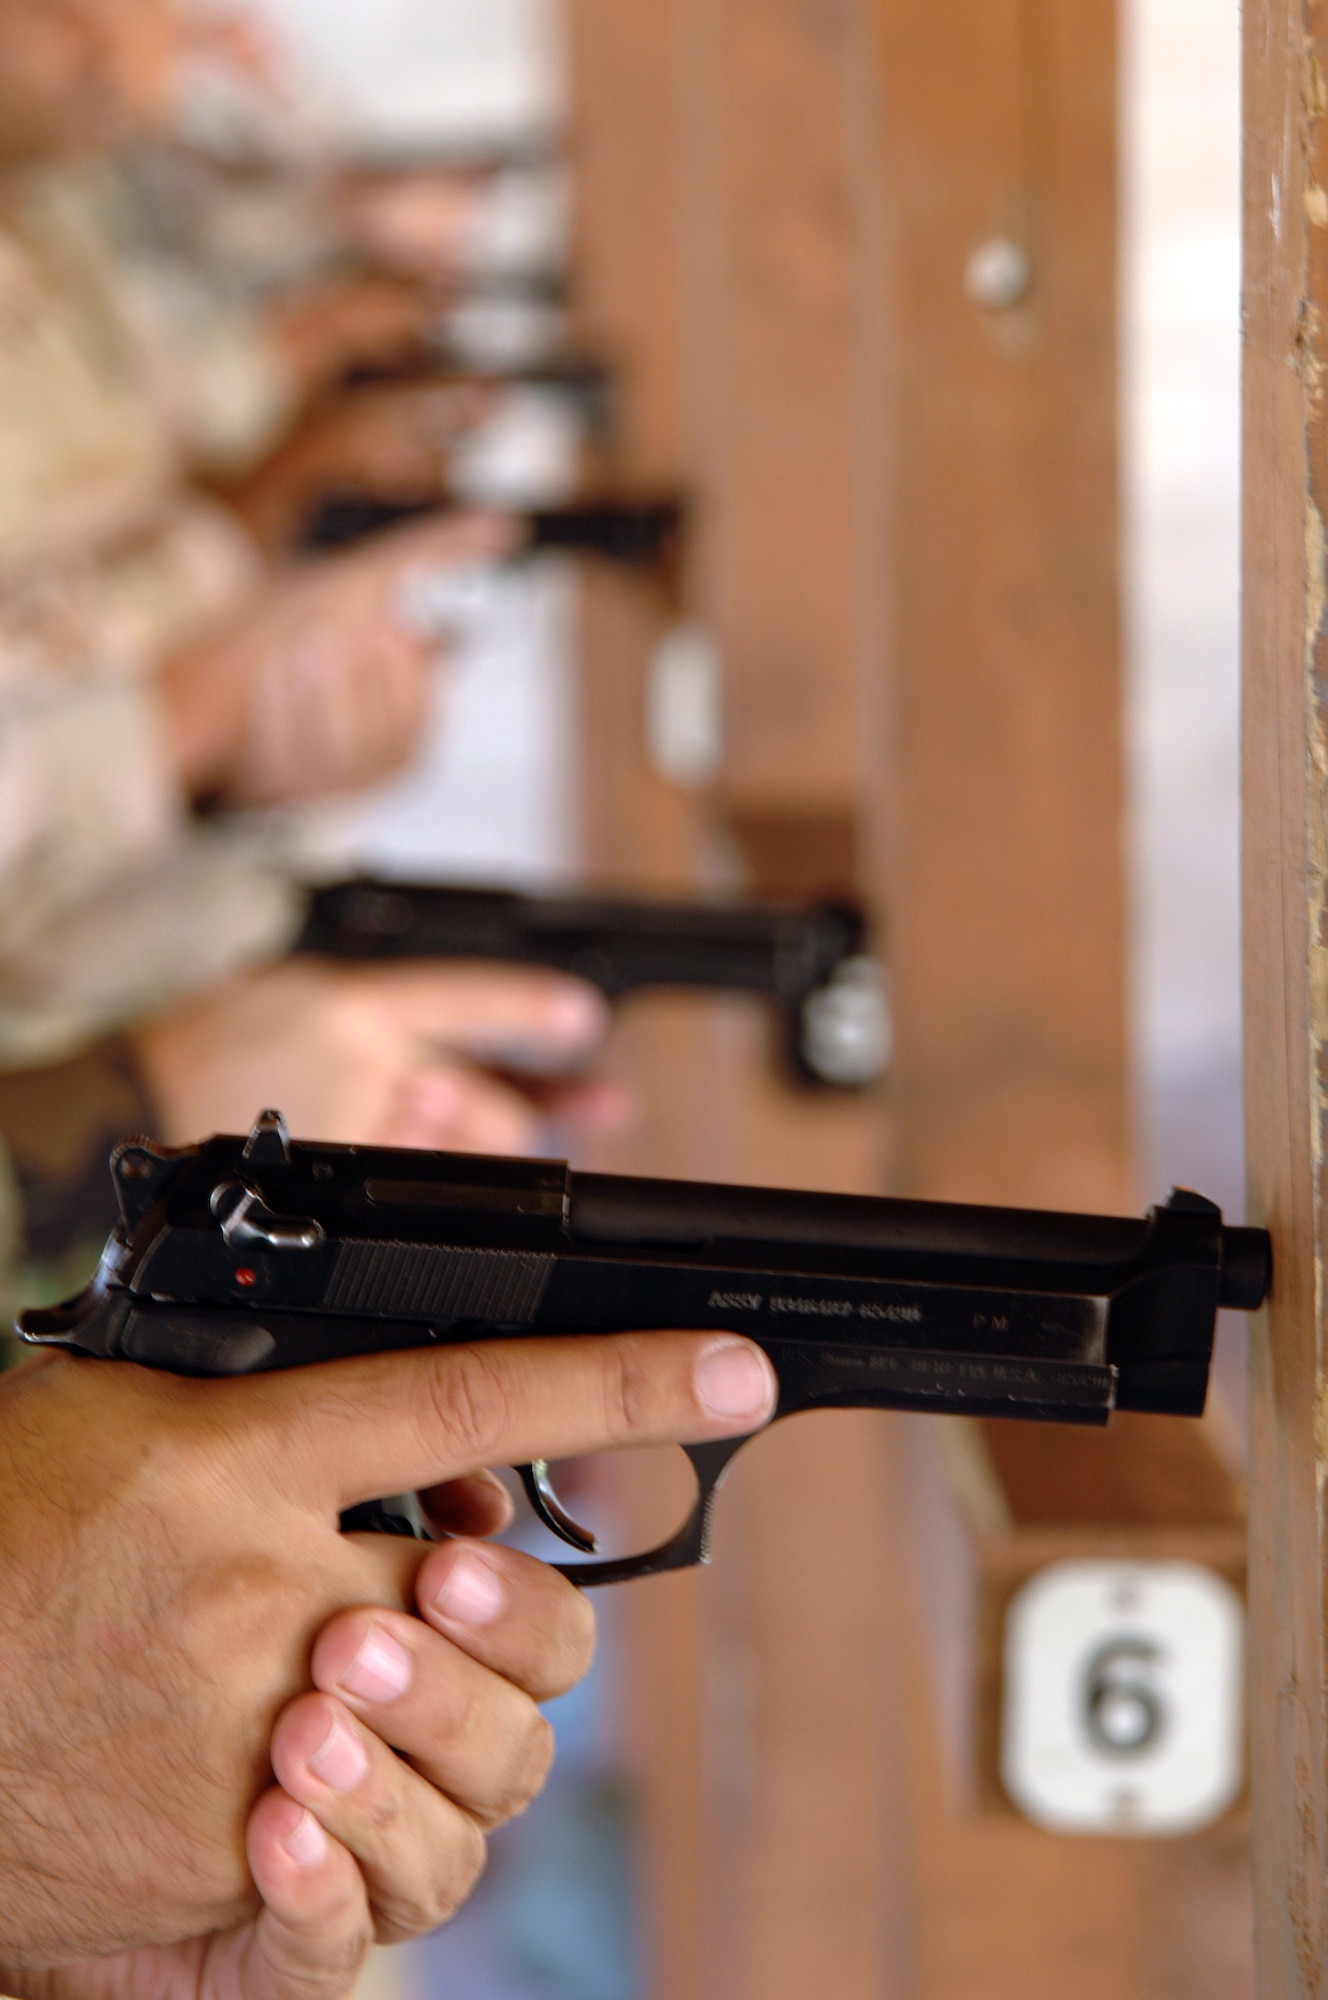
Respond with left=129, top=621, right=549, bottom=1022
left=340, top=1495, right=430, bottom=1540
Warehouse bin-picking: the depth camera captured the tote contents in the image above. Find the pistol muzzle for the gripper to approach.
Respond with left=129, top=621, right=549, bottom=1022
left=1218, top=1226, right=1272, bottom=1311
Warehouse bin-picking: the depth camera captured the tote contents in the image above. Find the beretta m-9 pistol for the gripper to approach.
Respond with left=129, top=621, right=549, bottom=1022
left=294, top=878, right=884, bottom=1089
left=18, top=1112, right=1271, bottom=1586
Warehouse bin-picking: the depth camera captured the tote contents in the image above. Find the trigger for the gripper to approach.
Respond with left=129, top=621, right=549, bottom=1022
left=518, top=1460, right=599, bottom=1554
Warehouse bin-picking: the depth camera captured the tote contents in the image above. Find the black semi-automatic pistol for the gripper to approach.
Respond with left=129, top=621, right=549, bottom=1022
left=305, top=491, right=686, bottom=569
left=19, top=1113, right=1271, bottom=1587
left=294, top=879, right=884, bottom=1088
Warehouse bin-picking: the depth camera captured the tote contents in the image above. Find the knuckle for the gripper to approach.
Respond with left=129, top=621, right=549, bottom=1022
left=511, top=1713, right=556, bottom=1813
left=504, top=1571, right=598, bottom=1704
left=537, top=1590, right=598, bottom=1700
left=429, top=1815, right=489, bottom=1926
left=475, top=1709, right=555, bottom=1830
left=376, top=1817, right=487, bottom=1940
left=447, top=1815, right=489, bottom=1913
left=359, top=1782, right=406, bottom=1843
left=600, top=1337, right=659, bottom=1446
left=257, top=1905, right=369, bottom=1996
left=420, top=1346, right=516, bottom=1472
left=413, top=1661, right=488, bottom=1767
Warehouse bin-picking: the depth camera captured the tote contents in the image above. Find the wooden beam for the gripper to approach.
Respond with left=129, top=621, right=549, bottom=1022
left=571, top=3, right=1256, bottom=1996
left=567, top=3, right=904, bottom=1997
left=876, top=0, right=1129, bottom=1217
left=672, top=0, right=877, bottom=814
left=872, top=3, right=1253, bottom=1995
left=1242, top=0, right=1328, bottom=1989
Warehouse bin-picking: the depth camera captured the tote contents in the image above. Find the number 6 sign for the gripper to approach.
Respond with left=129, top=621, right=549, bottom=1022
left=1000, top=1560, right=1244, bottom=1835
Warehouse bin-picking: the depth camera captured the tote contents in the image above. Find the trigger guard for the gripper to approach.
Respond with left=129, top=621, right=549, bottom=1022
left=548, top=1435, right=753, bottom=1588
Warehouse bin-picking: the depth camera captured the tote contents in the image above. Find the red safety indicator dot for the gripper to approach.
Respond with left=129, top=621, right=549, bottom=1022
left=235, top=1267, right=257, bottom=1288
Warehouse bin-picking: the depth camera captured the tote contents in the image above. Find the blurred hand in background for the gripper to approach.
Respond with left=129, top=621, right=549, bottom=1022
left=160, top=512, right=516, bottom=808
left=220, top=383, right=500, bottom=553
left=129, top=959, right=632, bottom=1154
left=268, top=274, right=443, bottom=404
left=337, top=167, right=499, bottom=283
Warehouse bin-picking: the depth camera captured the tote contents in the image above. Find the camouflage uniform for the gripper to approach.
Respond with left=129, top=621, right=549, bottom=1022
left=0, top=158, right=319, bottom=1314
left=59, top=145, right=312, bottom=480
left=0, top=161, right=304, bottom=1069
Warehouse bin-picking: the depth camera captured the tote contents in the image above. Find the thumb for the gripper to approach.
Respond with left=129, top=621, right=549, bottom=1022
left=237, top=1790, right=372, bottom=2000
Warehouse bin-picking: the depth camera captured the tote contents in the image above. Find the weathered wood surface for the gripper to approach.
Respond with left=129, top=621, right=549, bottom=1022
left=876, top=0, right=1130, bottom=1218
left=671, top=0, right=879, bottom=815
left=567, top=2, right=902, bottom=1996
left=1242, top=1, right=1328, bottom=1992
left=569, top=0, right=1258, bottom=1995
left=876, top=1, right=1253, bottom=1995
left=869, top=0, right=1139, bottom=1978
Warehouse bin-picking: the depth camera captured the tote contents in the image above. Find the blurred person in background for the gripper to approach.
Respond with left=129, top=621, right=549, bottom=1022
left=0, top=9, right=670, bottom=1998
left=0, top=13, right=676, bottom=2000
left=83, top=0, right=568, bottom=546
left=0, top=0, right=623, bottom=1315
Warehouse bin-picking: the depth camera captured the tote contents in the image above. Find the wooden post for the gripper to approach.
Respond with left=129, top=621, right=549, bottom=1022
left=875, top=0, right=1129, bottom=1218
left=570, top=2, right=1257, bottom=1995
left=1242, top=0, right=1328, bottom=1990
left=875, top=3, right=1254, bottom=1995
left=870, top=0, right=1142, bottom=1967
left=567, top=3, right=904, bottom=1998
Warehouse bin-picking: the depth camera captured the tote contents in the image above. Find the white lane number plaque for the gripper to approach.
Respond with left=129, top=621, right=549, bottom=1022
left=1001, top=1559, right=1243, bottom=1836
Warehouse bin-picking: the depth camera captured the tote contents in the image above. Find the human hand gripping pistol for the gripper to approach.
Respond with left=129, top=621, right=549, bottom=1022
left=18, top=1112, right=1271, bottom=1587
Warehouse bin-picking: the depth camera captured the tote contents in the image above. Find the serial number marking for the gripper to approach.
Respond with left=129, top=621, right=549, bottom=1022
left=771, top=1296, right=854, bottom=1318
left=775, top=1344, right=1113, bottom=1394
left=707, top=1289, right=927, bottom=1323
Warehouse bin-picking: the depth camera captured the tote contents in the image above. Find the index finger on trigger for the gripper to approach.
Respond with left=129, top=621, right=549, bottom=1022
left=259, top=1332, right=778, bottom=1516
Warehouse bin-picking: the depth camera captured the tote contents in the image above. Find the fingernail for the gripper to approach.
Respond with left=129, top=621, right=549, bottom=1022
left=697, top=1341, right=776, bottom=1422
left=282, top=1808, right=329, bottom=1870
left=308, top=1716, right=370, bottom=1794
left=431, top=1549, right=506, bottom=1627
left=340, top=1626, right=412, bottom=1705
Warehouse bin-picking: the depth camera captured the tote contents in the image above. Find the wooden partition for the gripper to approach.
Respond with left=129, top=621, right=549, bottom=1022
left=1241, top=0, right=1328, bottom=1990
left=567, top=1, right=1254, bottom=1994
left=869, top=6, right=1249, bottom=1995
left=568, top=7, right=901, bottom=2000
left=875, top=0, right=1128, bottom=1215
